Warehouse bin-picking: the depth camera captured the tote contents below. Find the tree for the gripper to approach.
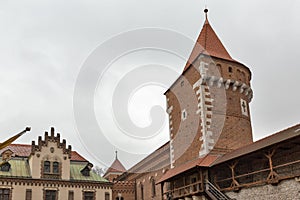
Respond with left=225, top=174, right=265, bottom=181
left=92, top=165, right=106, bottom=177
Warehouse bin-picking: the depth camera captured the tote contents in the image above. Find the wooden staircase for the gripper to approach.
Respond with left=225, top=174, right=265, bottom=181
left=205, top=181, right=232, bottom=200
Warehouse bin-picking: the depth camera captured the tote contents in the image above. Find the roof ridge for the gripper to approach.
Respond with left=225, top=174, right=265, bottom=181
left=211, top=123, right=300, bottom=166
left=0, top=143, right=87, bottom=162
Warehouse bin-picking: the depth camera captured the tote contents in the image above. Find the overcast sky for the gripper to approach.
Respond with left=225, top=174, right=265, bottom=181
left=0, top=0, right=299, bottom=169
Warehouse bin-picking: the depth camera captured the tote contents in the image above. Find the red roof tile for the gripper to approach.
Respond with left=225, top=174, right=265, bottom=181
left=183, top=14, right=235, bottom=72
left=156, top=154, right=219, bottom=184
left=0, top=144, right=31, bottom=157
left=105, top=158, right=126, bottom=175
left=70, top=151, right=87, bottom=162
left=0, top=143, right=87, bottom=161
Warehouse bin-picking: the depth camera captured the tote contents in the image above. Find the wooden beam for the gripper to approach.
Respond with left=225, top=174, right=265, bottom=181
left=265, top=149, right=280, bottom=184
left=228, top=161, right=240, bottom=190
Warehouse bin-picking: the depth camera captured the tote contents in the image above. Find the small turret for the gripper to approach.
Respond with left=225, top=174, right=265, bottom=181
left=103, top=151, right=126, bottom=182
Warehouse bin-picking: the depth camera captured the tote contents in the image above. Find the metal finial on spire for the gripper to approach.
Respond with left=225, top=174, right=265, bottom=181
left=204, top=8, right=208, bottom=20
left=115, top=150, right=118, bottom=159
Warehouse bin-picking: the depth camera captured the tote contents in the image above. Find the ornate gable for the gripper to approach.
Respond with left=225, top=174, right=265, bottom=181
left=29, top=127, right=72, bottom=180
left=31, top=127, right=72, bottom=159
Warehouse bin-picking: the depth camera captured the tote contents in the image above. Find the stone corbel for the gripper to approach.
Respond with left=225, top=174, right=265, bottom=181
left=239, top=83, right=247, bottom=93
left=217, top=78, right=224, bottom=88
left=225, top=79, right=231, bottom=90
left=232, top=81, right=240, bottom=91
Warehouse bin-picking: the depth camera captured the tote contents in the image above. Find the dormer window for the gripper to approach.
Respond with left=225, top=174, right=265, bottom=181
left=0, top=162, right=11, bottom=172
left=81, top=163, right=93, bottom=176
left=81, top=168, right=90, bottom=176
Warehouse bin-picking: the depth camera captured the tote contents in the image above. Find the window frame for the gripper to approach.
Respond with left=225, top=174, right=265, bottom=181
left=26, top=189, right=32, bottom=200
left=105, top=192, right=110, bottom=200
left=83, top=191, right=95, bottom=200
left=0, top=188, right=11, bottom=200
left=52, top=162, right=59, bottom=174
left=151, top=178, right=156, bottom=197
left=44, top=190, right=57, bottom=200
left=68, top=190, right=74, bottom=200
left=43, top=161, right=51, bottom=173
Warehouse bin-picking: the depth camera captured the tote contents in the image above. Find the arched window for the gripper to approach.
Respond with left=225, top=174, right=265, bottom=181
left=241, top=71, right=246, bottom=82
left=53, top=162, right=59, bottom=174
left=216, top=64, right=222, bottom=75
left=151, top=178, right=156, bottom=197
left=140, top=184, right=144, bottom=200
left=237, top=69, right=241, bottom=81
left=228, top=66, right=233, bottom=73
left=44, top=161, right=50, bottom=173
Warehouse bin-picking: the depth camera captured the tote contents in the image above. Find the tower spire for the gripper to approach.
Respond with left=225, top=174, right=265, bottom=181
left=183, top=8, right=234, bottom=72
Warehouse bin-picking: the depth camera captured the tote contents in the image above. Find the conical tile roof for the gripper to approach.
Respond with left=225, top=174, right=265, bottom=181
left=104, top=151, right=126, bottom=177
left=184, top=9, right=235, bottom=72
left=106, top=158, right=126, bottom=174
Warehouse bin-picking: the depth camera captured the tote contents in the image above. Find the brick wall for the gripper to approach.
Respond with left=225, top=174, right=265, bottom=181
left=166, top=55, right=253, bottom=168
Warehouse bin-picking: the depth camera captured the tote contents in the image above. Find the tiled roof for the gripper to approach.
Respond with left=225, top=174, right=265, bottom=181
left=212, top=123, right=300, bottom=166
left=0, top=159, right=31, bottom=178
left=105, top=158, right=126, bottom=175
left=0, top=160, right=109, bottom=182
left=70, top=151, right=87, bottom=162
left=0, top=144, right=87, bottom=161
left=0, top=144, right=32, bottom=157
left=183, top=14, right=235, bottom=72
left=157, top=124, right=300, bottom=184
left=70, top=162, right=109, bottom=182
left=156, top=154, right=219, bottom=184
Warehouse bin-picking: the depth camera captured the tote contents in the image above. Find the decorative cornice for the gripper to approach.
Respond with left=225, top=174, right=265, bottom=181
left=0, top=177, right=112, bottom=188
left=198, top=76, right=253, bottom=102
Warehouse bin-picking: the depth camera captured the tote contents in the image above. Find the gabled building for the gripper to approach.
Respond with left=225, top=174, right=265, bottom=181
left=0, top=127, right=112, bottom=200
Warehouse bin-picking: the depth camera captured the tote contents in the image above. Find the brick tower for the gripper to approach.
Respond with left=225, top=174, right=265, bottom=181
left=165, top=9, right=253, bottom=168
